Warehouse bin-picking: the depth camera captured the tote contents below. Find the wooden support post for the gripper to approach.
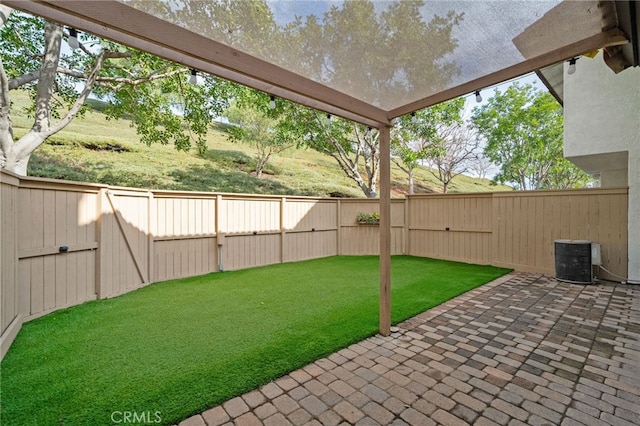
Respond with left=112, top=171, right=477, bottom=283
left=379, top=124, right=391, bottom=336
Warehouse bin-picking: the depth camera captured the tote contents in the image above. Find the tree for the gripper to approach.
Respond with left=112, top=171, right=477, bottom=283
left=426, top=123, right=479, bottom=193
left=224, top=94, right=293, bottom=178
left=0, top=7, right=238, bottom=175
left=468, top=153, right=494, bottom=180
left=281, top=1, right=462, bottom=107
left=390, top=131, right=428, bottom=195
left=471, top=83, right=590, bottom=190
left=280, top=104, right=380, bottom=198
left=547, top=157, right=596, bottom=189
left=391, top=98, right=465, bottom=194
left=269, top=0, right=462, bottom=197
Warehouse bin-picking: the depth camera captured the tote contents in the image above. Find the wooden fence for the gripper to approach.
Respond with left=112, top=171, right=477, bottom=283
left=0, top=171, right=628, bottom=359
left=408, top=189, right=628, bottom=277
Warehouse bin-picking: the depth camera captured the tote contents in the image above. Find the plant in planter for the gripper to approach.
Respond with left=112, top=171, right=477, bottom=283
left=356, top=212, right=380, bottom=224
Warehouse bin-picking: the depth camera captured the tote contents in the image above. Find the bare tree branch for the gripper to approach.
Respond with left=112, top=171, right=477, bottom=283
left=427, top=124, right=479, bottom=193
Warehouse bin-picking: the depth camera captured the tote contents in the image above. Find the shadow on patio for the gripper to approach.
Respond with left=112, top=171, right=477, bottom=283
left=181, top=273, right=640, bottom=426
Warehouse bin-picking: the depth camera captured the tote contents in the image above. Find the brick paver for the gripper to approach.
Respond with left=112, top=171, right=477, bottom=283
left=179, top=274, right=640, bottom=425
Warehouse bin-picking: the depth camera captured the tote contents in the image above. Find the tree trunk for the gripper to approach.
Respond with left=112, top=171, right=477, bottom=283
left=356, top=181, right=376, bottom=198
left=255, top=160, right=264, bottom=178
left=442, top=181, right=448, bottom=194
left=2, top=131, right=46, bottom=175
left=368, top=181, right=377, bottom=198
left=255, top=152, right=271, bottom=179
left=0, top=6, right=11, bottom=26
left=408, top=169, right=414, bottom=195
left=0, top=20, right=63, bottom=175
left=342, top=160, right=375, bottom=198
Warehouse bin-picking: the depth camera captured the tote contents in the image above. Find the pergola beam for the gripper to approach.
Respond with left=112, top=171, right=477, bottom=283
left=389, top=28, right=628, bottom=118
left=6, top=1, right=628, bottom=124
left=4, top=0, right=390, bottom=127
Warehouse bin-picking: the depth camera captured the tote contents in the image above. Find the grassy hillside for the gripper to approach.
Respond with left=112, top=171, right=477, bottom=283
left=10, top=91, right=510, bottom=197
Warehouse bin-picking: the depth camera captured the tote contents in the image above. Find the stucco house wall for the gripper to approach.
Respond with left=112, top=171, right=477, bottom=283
left=563, top=53, right=639, bottom=283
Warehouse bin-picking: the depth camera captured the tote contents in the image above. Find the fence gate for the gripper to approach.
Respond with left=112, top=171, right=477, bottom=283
left=97, top=189, right=151, bottom=298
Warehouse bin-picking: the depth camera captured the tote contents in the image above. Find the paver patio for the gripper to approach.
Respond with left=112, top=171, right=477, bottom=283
left=179, top=273, right=640, bottom=426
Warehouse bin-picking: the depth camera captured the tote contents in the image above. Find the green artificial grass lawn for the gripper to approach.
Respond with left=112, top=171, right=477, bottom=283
left=0, top=256, right=510, bottom=425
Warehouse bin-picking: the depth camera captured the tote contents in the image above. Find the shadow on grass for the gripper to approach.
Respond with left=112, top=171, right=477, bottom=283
left=29, top=146, right=335, bottom=196
left=168, top=164, right=295, bottom=195
left=27, top=153, right=101, bottom=183
left=199, top=148, right=282, bottom=176
left=200, top=148, right=253, bottom=169
left=29, top=153, right=170, bottom=189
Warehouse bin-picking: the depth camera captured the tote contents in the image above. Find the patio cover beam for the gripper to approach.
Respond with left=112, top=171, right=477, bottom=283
left=3, top=0, right=390, bottom=127
left=389, top=28, right=628, bottom=119
left=6, top=2, right=629, bottom=124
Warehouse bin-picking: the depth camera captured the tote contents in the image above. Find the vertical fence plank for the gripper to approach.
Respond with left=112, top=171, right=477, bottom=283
left=280, top=198, right=286, bottom=263
left=148, top=192, right=155, bottom=282
left=0, top=173, right=21, bottom=360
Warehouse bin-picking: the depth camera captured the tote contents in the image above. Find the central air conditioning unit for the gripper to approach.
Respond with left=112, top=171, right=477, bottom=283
left=554, top=240, right=601, bottom=284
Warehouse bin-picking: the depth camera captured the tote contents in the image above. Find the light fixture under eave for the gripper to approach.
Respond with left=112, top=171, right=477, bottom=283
left=189, top=69, right=198, bottom=84
left=68, top=27, right=79, bottom=50
left=269, top=95, right=276, bottom=110
left=567, top=57, right=577, bottom=75
left=475, top=90, right=482, bottom=103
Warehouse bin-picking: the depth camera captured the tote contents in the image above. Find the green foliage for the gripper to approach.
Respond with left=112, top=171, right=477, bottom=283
left=0, top=12, right=45, bottom=81
left=1, top=9, right=240, bottom=157
left=355, top=211, right=380, bottom=224
left=471, top=83, right=590, bottom=190
left=392, top=98, right=466, bottom=192
left=0, top=256, right=510, bottom=425
left=8, top=90, right=509, bottom=195
left=2, top=3, right=504, bottom=195
left=268, top=0, right=464, bottom=197
left=282, top=1, right=463, bottom=105
left=275, top=101, right=381, bottom=197
left=224, top=92, right=293, bottom=177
